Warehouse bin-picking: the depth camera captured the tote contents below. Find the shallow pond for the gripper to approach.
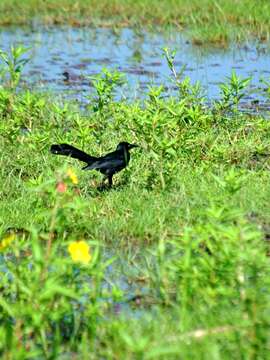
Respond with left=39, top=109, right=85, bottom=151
left=1, top=26, right=270, bottom=109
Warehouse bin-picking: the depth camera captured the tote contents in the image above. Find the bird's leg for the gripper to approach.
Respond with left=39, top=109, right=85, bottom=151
left=108, top=175, right=113, bottom=187
left=101, top=176, right=107, bottom=187
left=101, top=175, right=112, bottom=188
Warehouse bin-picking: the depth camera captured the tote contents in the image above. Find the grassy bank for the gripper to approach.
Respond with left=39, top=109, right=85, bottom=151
left=0, top=58, right=270, bottom=357
left=1, top=0, right=270, bottom=46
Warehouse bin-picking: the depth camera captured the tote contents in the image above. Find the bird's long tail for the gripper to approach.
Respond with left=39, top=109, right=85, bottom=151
left=50, top=144, right=97, bottom=165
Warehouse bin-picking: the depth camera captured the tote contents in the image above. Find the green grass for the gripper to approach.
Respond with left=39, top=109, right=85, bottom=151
left=1, top=0, right=270, bottom=46
left=0, top=71, right=270, bottom=358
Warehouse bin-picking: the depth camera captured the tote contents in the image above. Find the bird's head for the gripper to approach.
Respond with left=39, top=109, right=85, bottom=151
left=116, top=142, right=139, bottom=151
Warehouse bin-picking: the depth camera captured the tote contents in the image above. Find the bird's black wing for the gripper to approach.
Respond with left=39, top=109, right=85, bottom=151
left=83, top=151, right=127, bottom=173
left=50, top=144, right=97, bottom=164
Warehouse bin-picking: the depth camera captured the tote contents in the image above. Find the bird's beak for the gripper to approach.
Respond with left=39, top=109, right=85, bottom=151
left=129, top=144, right=139, bottom=149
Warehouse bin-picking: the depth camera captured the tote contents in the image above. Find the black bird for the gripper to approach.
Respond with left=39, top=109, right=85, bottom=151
left=50, top=141, right=138, bottom=186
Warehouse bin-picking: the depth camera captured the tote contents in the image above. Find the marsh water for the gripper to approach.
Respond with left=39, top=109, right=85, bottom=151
left=1, top=26, right=270, bottom=109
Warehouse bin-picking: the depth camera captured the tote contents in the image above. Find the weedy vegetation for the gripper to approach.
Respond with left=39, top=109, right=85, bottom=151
left=0, top=45, right=269, bottom=359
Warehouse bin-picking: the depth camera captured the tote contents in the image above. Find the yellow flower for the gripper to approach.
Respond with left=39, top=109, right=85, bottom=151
left=68, top=241, right=91, bottom=265
left=67, top=168, right=78, bottom=185
left=0, top=233, right=16, bottom=252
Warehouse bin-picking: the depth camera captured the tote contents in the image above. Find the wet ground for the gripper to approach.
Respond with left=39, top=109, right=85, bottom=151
left=0, top=242, right=153, bottom=318
left=1, top=26, right=270, bottom=110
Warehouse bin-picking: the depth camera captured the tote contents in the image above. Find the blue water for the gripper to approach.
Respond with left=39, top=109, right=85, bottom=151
left=0, top=26, right=270, bottom=106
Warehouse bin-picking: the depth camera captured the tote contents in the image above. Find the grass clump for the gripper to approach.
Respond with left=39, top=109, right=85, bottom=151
left=0, top=49, right=270, bottom=357
left=1, top=0, right=270, bottom=46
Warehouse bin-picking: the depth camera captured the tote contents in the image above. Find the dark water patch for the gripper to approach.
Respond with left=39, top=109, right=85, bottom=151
left=231, top=65, right=244, bottom=69
left=91, top=57, right=112, bottom=65
left=146, top=61, right=162, bottom=67
left=72, top=63, right=88, bottom=70
left=123, top=67, right=156, bottom=76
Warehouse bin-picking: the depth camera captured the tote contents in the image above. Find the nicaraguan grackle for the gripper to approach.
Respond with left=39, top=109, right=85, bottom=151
left=50, top=142, right=138, bottom=186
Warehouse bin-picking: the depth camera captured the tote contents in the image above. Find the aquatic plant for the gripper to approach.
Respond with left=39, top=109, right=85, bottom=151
left=215, top=71, right=251, bottom=112
left=89, top=68, right=125, bottom=112
left=0, top=45, right=30, bottom=90
left=163, top=47, right=205, bottom=105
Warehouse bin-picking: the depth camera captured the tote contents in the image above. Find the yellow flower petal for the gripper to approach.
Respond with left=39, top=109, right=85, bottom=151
left=68, top=240, right=91, bottom=265
left=0, top=233, right=16, bottom=252
left=67, top=168, right=78, bottom=185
